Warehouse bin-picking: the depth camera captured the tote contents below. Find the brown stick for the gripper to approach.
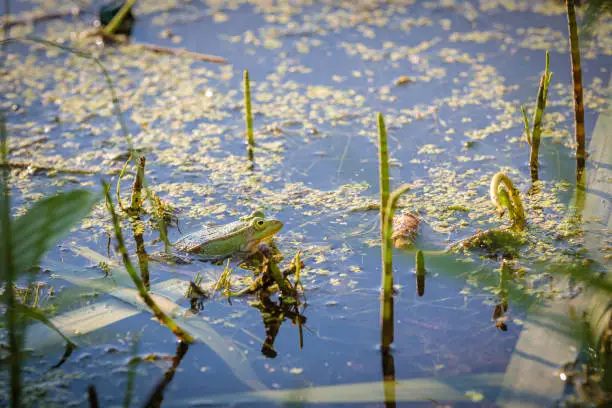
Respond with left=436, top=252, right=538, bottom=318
left=134, top=43, right=226, bottom=64
left=566, top=0, right=586, bottom=165
left=0, top=8, right=82, bottom=29
left=2, top=161, right=98, bottom=175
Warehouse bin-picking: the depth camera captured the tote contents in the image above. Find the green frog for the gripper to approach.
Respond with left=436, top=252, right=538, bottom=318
left=154, top=211, right=283, bottom=264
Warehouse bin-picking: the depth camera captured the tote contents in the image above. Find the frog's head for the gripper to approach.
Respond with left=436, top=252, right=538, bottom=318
left=246, top=215, right=283, bottom=249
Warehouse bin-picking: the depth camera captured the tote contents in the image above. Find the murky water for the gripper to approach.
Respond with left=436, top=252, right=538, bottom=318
left=1, top=0, right=611, bottom=406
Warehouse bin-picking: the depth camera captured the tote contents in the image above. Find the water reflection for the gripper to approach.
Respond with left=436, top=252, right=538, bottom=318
left=144, top=341, right=190, bottom=408
left=492, top=261, right=513, bottom=332
left=252, top=292, right=307, bottom=358
left=381, top=349, right=397, bottom=408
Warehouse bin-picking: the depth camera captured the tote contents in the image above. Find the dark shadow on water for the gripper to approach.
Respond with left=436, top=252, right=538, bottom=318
left=50, top=342, right=76, bottom=369
left=381, top=349, right=396, bottom=408
left=143, top=341, right=190, bottom=408
left=252, top=293, right=307, bottom=358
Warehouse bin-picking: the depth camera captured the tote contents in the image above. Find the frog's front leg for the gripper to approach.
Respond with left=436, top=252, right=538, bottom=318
left=149, top=251, right=194, bottom=265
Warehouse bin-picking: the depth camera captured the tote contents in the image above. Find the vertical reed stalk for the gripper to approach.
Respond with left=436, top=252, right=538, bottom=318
left=521, top=51, right=552, bottom=182
left=244, top=70, right=255, bottom=157
left=103, top=182, right=194, bottom=343
left=378, top=113, right=390, bottom=241
left=88, top=385, right=100, bottom=408
left=566, top=0, right=586, bottom=168
left=378, top=113, right=391, bottom=350
left=415, top=250, right=425, bottom=297
left=102, top=0, right=137, bottom=36
left=130, top=156, right=145, bottom=212
left=381, top=184, right=412, bottom=351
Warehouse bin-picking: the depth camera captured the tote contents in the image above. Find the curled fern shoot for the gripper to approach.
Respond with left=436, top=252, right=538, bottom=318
left=490, top=173, right=526, bottom=231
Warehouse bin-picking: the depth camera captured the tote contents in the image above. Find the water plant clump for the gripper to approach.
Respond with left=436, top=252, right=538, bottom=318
left=489, top=172, right=526, bottom=231
left=521, top=51, right=553, bottom=182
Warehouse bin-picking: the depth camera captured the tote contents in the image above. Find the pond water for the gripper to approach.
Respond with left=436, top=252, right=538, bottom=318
left=1, top=0, right=611, bottom=406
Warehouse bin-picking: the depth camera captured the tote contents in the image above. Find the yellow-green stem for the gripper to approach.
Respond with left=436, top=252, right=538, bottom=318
left=528, top=51, right=553, bottom=181
left=490, top=173, right=526, bottom=231
left=378, top=114, right=390, bottom=239
left=130, top=156, right=145, bottom=213
left=102, top=0, right=137, bottom=36
left=244, top=70, right=255, bottom=154
left=381, top=184, right=412, bottom=351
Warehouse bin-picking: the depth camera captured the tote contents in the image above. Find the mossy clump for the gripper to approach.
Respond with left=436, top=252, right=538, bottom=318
left=461, top=229, right=526, bottom=259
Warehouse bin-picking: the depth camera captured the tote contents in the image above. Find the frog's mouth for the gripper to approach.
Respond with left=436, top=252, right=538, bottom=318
left=247, top=220, right=283, bottom=251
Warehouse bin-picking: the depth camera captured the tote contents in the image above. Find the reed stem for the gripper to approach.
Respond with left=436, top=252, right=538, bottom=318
left=103, top=182, right=194, bottom=343
left=381, top=184, right=412, bottom=351
left=102, top=0, right=137, bottom=36
left=130, top=156, right=145, bottom=213
left=415, top=250, right=425, bottom=297
left=521, top=51, right=552, bottom=181
left=244, top=70, right=255, bottom=156
left=566, top=0, right=586, bottom=166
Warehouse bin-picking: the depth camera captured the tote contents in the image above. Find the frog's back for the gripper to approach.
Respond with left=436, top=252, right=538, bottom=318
left=174, top=220, right=246, bottom=253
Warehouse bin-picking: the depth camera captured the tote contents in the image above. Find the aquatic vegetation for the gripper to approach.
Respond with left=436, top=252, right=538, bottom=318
left=489, top=172, right=526, bottom=231
left=566, top=0, right=586, bottom=167
left=2, top=0, right=611, bottom=404
left=521, top=50, right=553, bottom=181
left=415, top=250, right=425, bottom=297
left=0, top=117, right=98, bottom=407
left=103, top=181, right=194, bottom=343
left=244, top=70, right=255, bottom=158
left=377, top=112, right=402, bottom=351
left=101, top=0, right=137, bottom=37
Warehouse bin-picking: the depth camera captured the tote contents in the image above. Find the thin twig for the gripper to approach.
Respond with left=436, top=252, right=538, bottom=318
left=135, top=43, right=226, bottom=63
left=0, top=8, right=83, bottom=29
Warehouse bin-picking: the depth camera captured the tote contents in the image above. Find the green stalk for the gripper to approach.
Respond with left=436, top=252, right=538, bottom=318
left=566, top=0, right=586, bottom=166
left=244, top=70, right=255, bottom=156
left=529, top=51, right=553, bottom=181
left=1, top=116, right=22, bottom=408
left=102, top=0, right=137, bottom=36
left=520, top=106, right=531, bottom=146
left=116, top=154, right=133, bottom=212
left=415, top=250, right=425, bottom=297
left=381, top=184, right=412, bottom=351
left=130, top=156, right=145, bottom=213
left=103, top=182, right=194, bottom=343
left=378, top=113, right=390, bottom=243
left=490, top=173, right=526, bottom=231
left=521, top=51, right=552, bottom=181
left=293, top=251, right=303, bottom=291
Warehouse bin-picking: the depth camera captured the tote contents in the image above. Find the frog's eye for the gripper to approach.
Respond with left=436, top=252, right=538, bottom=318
left=253, top=218, right=265, bottom=230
